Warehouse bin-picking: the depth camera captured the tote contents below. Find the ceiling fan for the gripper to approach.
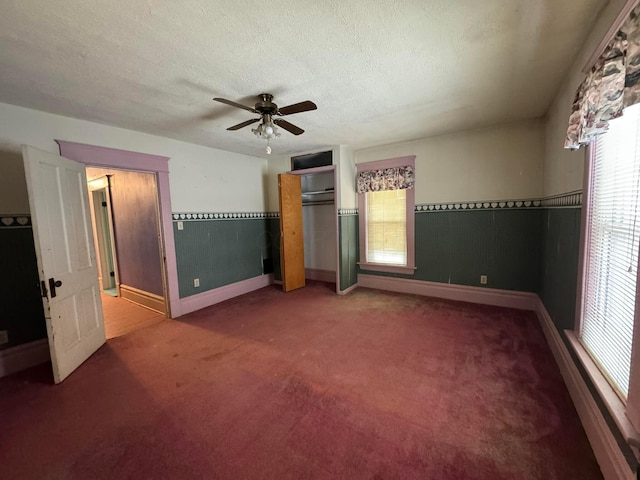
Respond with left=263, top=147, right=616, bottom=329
left=213, top=93, right=317, bottom=154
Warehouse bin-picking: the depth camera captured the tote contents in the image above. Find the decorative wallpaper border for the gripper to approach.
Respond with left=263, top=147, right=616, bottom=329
left=415, top=199, right=541, bottom=212
left=0, top=215, right=31, bottom=228
left=540, top=191, right=583, bottom=208
left=338, top=209, right=358, bottom=216
left=415, top=191, right=582, bottom=212
left=172, top=212, right=279, bottom=221
left=172, top=192, right=582, bottom=221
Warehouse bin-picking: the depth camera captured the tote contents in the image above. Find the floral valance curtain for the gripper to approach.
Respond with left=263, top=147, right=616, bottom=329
left=356, top=166, right=415, bottom=193
left=565, top=5, right=640, bottom=150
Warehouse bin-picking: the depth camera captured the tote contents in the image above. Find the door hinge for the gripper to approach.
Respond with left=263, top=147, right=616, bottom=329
left=110, top=271, right=115, bottom=277
left=101, top=201, right=107, bottom=207
left=40, top=280, right=48, bottom=298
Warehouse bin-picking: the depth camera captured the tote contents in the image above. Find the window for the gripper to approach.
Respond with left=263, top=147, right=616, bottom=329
left=580, top=103, right=640, bottom=401
left=366, top=189, right=407, bottom=265
left=357, top=156, right=415, bottom=275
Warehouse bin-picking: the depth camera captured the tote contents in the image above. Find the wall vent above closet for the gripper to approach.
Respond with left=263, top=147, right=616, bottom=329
left=291, top=150, right=332, bottom=171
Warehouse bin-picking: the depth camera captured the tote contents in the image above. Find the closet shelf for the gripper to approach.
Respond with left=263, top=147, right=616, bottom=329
left=302, top=200, right=334, bottom=206
left=301, top=189, right=334, bottom=196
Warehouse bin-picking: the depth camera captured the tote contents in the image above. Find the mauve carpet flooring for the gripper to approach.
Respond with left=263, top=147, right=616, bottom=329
left=0, top=281, right=602, bottom=479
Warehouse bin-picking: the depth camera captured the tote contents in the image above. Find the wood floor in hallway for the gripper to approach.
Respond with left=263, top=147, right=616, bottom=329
left=101, top=293, right=165, bottom=339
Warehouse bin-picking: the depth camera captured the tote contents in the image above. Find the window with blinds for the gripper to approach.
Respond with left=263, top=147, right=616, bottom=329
left=581, top=103, right=640, bottom=400
left=366, top=189, right=407, bottom=265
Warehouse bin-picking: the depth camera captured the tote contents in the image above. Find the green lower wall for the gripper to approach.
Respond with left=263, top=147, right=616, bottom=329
left=538, top=207, right=581, bottom=331
left=538, top=206, right=637, bottom=468
left=0, top=221, right=46, bottom=350
left=173, top=215, right=275, bottom=298
left=269, top=217, right=282, bottom=282
left=360, top=208, right=543, bottom=292
left=339, top=214, right=358, bottom=291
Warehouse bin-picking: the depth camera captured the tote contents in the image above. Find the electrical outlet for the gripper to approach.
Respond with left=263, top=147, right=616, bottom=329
left=0, top=330, right=8, bottom=345
left=480, top=275, right=488, bottom=285
left=194, top=278, right=200, bottom=287
left=177, top=221, right=184, bottom=231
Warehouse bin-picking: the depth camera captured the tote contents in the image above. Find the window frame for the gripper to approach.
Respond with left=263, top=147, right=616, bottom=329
left=357, top=156, right=416, bottom=275
left=573, top=132, right=640, bottom=445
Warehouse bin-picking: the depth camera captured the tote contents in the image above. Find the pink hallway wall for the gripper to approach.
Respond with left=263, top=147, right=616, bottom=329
left=56, top=140, right=181, bottom=318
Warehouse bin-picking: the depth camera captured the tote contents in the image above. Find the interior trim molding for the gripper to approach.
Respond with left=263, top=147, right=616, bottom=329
left=305, top=268, right=336, bottom=283
left=0, top=339, right=49, bottom=378
left=338, top=282, right=359, bottom=296
left=119, top=284, right=166, bottom=315
left=179, top=274, right=274, bottom=316
left=56, top=140, right=170, bottom=172
left=357, top=274, right=538, bottom=310
left=56, top=140, right=181, bottom=319
left=535, top=297, right=635, bottom=480
left=582, top=0, right=640, bottom=74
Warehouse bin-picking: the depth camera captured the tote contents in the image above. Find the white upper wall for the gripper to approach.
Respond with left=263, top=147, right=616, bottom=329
left=544, top=0, right=630, bottom=196
left=354, top=120, right=544, bottom=204
left=338, top=146, right=356, bottom=209
left=0, top=102, right=267, bottom=215
left=266, top=154, right=291, bottom=212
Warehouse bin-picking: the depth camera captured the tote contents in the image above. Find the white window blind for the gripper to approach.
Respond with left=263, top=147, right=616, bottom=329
left=582, top=103, right=640, bottom=399
left=366, top=189, right=407, bottom=265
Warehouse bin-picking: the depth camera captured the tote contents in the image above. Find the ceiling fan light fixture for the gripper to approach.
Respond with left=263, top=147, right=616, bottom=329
left=252, top=115, right=280, bottom=155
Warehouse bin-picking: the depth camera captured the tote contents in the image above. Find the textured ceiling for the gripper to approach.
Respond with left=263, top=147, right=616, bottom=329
left=0, top=0, right=606, bottom=158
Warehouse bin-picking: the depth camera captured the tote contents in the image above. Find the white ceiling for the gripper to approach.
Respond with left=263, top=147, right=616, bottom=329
left=0, top=0, right=606, bottom=158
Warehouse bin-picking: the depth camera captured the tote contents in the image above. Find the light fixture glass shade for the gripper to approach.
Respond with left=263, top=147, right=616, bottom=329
left=252, top=114, right=280, bottom=155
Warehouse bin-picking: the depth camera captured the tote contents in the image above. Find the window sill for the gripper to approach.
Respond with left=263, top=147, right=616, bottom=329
left=565, top=330, right=640, bottom=449
left=358, top=262, right=416, bottom=275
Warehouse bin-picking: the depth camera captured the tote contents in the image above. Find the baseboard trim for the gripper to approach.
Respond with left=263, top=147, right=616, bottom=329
left=535, top=297, right=634, bottom=480
left=120, top=284, right=166, bottom=314
left=338, top=282, right=359, bottom=295
left=0, top=339, right=49, bottom=378
left=305, top=268, right=336, bottom=283
left=179, top=274, right=274, bottom=316
left=357, top=274, right=537, bottom=310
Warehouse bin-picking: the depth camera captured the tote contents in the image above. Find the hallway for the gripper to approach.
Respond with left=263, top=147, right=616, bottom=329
left=101, top=294, right=165, bottom=339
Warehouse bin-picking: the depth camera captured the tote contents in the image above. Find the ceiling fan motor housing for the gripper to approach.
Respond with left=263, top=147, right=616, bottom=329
left=255, top=93, right=278, bottom=115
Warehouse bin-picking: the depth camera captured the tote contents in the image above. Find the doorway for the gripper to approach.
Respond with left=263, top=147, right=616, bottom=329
left=86, top=167, right=166, bottom=339
left=282, top=165, right=339, bottom=292
left=56, top=140, right=181, bottom=318
left=87, top=176, right=119, bottom=296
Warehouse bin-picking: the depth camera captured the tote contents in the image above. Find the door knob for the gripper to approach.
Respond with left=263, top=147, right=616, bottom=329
left=48, top=278, right=62, bottom=298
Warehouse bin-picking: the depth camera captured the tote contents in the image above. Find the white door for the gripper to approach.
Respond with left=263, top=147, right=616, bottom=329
left=23, top=145, right=106, bottom=383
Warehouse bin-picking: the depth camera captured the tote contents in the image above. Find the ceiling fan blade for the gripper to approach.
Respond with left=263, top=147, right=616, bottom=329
left=227, top=118, right=260, bottom=131
left=274, top=119, right=305, bottom=135
left=213, top=97, right=257, bottom=113
left=277, top=101, right=317, bottom=116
